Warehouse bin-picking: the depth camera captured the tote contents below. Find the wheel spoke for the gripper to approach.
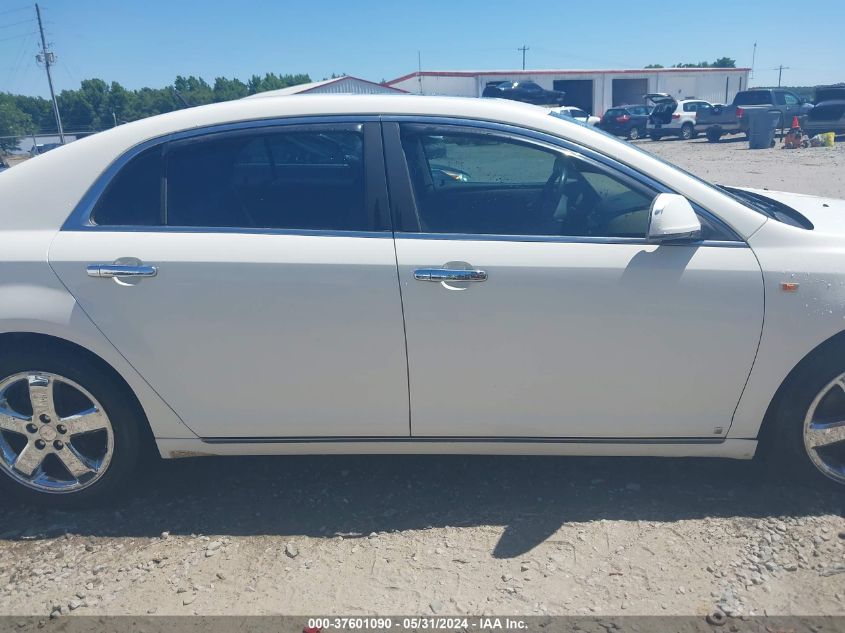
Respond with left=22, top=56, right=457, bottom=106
left=0, top=407, right=28, bottom=434
left=55, top=445, right=94, bottom=479
left=807, top=419, right=845, bottom=450
left=13, top=443, right=43, bottom=477
left=28, top=374, right=56, bottom=420
left=62, top=407, right=109, bottom=435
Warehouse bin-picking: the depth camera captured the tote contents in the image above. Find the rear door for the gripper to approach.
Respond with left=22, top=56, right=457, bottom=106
left=50, top=120, right=410, bottom=440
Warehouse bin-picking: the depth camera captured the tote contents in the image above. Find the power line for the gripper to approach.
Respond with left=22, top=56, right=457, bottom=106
left=0, top=30, right=35, bottom=43
left=0, top=18, right=34, bottom=29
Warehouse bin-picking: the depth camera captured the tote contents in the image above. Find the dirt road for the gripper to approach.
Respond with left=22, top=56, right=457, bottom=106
left=1, top=140, right=845, bottom=619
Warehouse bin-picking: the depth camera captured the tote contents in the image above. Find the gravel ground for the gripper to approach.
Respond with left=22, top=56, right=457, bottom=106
left=633, top=135, right=845, bottom=199
left=1, top=140, right=845, bottom=619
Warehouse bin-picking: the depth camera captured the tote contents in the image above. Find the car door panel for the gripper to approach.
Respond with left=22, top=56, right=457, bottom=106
left=396, top=238, right=763, bottom=438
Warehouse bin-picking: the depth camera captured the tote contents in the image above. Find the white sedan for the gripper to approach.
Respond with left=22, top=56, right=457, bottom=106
left=548, top=105, right=600, bottom=126
left=1, top=95, right=844, bottom=506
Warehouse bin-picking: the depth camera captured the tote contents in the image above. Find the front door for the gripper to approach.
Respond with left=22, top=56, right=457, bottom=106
left=388, top=122, right=764, bottom=439
left=50, top=121, right=410, bottom=439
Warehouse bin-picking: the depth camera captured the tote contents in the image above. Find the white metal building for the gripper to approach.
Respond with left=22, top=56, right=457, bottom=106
left=385, top=68, right=750, bottom=114
left=246, top=75, right=406, bottom=98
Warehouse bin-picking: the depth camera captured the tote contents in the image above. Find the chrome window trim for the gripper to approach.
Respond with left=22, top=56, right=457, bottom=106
left=383, top=115, right=744, bottom=243
left=62, top=115, right=382, bottom=233
left=65, top=225, right=392, bottom=239
left=394, top=232, right=747, bottom=248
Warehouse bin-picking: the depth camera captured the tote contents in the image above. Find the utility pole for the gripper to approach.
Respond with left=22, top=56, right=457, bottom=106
left=750, top=42, right=756, bottom=82
left=775, top=64, right=790, bottom=87
left=417, top=50, right=423, bottom=95
left=35, top=3, right=64, bottom=144
left=518, top=45, right=529, bottom=70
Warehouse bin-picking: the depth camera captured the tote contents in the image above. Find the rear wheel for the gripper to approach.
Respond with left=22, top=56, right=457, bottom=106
left=627, top=126, right=642, bottom=141
left=706, top=128, right=722, bottom=143
left=0, top=349, right=144, bottom=507
left=767, top=353, right=845, bottom=486
left=649, top=132, right=662, bottom=141
left=680, top=123, right=695, bottom=140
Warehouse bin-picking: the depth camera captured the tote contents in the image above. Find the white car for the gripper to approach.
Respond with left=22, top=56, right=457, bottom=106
left=1, top=95, right=844, bottom=505
left=646, top=93, right=713, bottom=140
left=548, top=106, right=600, bottom=126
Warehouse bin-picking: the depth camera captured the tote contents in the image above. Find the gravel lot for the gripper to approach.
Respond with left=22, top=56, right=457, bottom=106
left=1, top=139, right=845, bottom=619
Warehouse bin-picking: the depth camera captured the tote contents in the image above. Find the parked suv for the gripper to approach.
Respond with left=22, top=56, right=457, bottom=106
left=646, top=94, right=713, bottom=141
left=802, top=85, right=845, bottom=136
left=481, top=81, right=567, bottom=106
left=597, top=104, right=650, bottom=140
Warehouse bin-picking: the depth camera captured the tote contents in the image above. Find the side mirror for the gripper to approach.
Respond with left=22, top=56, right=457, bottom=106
left=647, top=193, right=702, bottom=242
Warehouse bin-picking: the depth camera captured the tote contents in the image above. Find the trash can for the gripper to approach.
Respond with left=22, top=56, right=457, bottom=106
left=747, top=109, right=780, bottom=149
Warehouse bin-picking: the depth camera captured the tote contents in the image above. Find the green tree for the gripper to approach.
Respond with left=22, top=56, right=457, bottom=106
left=645, top=64, right=664, bottom=68
left=0, top=97, right=34, bottom=151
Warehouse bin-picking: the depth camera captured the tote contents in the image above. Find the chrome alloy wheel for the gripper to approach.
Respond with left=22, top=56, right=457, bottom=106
left=804, top=373, right=845, bottom=484
left=0, top=372, right=114, bottom=493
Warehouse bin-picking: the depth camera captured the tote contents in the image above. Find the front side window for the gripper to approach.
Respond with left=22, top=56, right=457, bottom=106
left=399, top=126, right=655, bottom=238
left=783, top=93, right=799, bottom=106
left=92, top=125, right=369, bottom=232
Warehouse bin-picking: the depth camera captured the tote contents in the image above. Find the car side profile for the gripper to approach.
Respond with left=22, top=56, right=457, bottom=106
left=596, top=104, right=651, bottom=140
left=1, top=94, right=844, bottom=506
left=646, top=94, right=713, bottom=141
left=548, top=106, right=600, bottom=126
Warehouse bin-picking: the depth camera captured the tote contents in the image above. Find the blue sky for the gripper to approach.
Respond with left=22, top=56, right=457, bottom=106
left=2, top=0, right=843, bottom=98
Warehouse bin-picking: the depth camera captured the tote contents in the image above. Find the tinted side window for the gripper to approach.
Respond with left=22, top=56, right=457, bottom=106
left=400, top=128, right=654, bottom=238
left=783, top=93, right=799, bottom=106
left=166, top=127, right=368, bottom=231
left=92, top=147, right=162, bottom=226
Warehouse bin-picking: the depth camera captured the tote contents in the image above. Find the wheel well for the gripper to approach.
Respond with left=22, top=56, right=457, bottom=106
left=0, top=332, right=157, bottom=456
left=757, top=330, right=845, bottom=450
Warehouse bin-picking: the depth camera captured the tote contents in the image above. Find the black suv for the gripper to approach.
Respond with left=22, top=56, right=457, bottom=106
left=597, top=104, right=651, bottom=140
left=481, top=81, right=566, bottom=106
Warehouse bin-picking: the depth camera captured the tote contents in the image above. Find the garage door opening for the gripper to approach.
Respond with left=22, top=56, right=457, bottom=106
left=552, top=79, right=594, bottom=113
left=612, top=78, right=648, bottom=107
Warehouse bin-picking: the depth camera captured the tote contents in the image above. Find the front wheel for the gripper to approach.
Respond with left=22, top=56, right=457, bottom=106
left=0, top=349, right=144, bottom=507
left=767, top=354, right=845, bottom=487
left=681, top=123, right=696, bottom=140
left=627, top=126, right=642, bottom=141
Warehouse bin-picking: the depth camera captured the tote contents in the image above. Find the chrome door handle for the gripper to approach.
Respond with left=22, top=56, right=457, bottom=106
left=87, top=264, right=157, bottom=278
left=414, top=268, right=487, bottom=282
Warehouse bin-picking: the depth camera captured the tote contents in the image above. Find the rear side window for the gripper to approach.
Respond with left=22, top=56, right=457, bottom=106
left=167, top=128, right=367, bottom=230
left=91, top=147, right=162, bottom=226
left=93, top=126, right=370, bottom=231
left=735, top=91, right=772, bottom=106
left=604, top=108, right=625, bottom=117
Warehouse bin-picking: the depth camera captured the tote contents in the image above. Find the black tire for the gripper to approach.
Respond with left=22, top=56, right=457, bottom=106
left=764, top=350, right=845, bottom=488
left=627, top=126, right=642, bottom=141
left=706, top=128, right=722, bottom=143
left=0, top=347, right=145, bottom=508
left=680, top=123, right=695, bottom=140
left=649, top=132, right=662, bottom=141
